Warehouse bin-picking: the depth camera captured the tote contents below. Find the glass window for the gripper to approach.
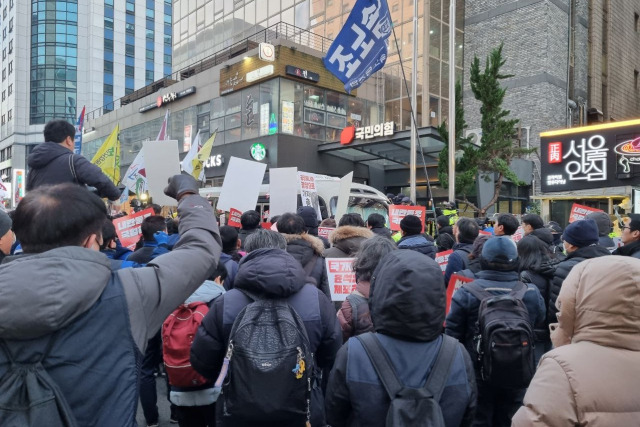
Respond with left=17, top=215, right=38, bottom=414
left=125, top=65, right=135, bottom=78
left=146, top=50, right=154, bottom=60
left=126, top=44, right=135, bottom=57
left=260, top=79, right=280, bottom=135
left=104, top=60, right=113, bottom=73
left=211, top=97, right=225, bottom=118
left=104, top=39, right=114, bottom=52
left=304, top=86, right=325, bottom=110
left=146, top=69, right=154, bottom=81
left=146, top=8, right=155, bottom=18
left=126, top=1, right=135, bottom=14
left=242, top=87, right=260, bottom=139
left=326, top=91, right=347, bottom=114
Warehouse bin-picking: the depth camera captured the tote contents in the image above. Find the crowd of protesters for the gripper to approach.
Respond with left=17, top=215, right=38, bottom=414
left=0, top=119, right=639, bottom=427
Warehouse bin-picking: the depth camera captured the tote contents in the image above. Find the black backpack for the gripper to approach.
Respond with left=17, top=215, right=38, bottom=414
left=463, top=282, right=535, bottom=388
left=0, top=334, right=78, bottom=427
left=221, top=295, right=313, bottom=425
left=357, top=333, right=458, bottom=427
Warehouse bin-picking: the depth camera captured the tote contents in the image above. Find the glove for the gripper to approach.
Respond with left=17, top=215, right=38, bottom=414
left=164, top=173, right=198, bottom=201
left=154, top=231, right=169, bottom=246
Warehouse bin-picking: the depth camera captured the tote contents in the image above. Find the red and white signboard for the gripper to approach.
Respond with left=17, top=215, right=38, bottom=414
left=478, top=230, right=492, bottom=236
left=512, top=226, right=525, bottom=243
left=318, top=227, right=335, bottom=240
left=389, top=205, right=427, bottom=232
left=326, top=258, right=357, bottom=301
left=435, top=250, right=453, bottom=274
left=568, top=203, right=603, bottom=223
left=446, top=274, right=474, bottom=314
left=227, top=208, right=242, bottom=228
left=113, top=208, right=154, bottom=250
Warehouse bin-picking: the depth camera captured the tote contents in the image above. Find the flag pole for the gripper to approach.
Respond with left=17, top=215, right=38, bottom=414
left=448, top=0, right=456, bottom=202
left=409, top=0, right=418, bottom=204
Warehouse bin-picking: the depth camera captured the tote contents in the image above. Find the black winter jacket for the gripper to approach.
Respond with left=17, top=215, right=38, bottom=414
left=370, top=226, right=392, bottom=239
left=281, top=233, right=331, bottom=298
left=26, top=141, right=121, bottom=200
left=397, top=234, right=437, bottom=259
left=550, top=244, right=611, bottom=322
left=436, top=226, right=455, bottom=252
left=520, top=260, right=557, bottom=341
left=326, top=250, right=476, bottom=427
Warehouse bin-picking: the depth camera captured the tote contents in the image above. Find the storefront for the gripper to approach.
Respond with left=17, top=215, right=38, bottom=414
left=537, top=119, right=640, bottom=226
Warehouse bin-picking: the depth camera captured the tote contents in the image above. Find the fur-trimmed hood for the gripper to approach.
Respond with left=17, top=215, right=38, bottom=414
left=281, top=233, right=325, bottom=256
left=329, top=226, right=373, bottom=244
left=325, top=226, right=374, bottom=258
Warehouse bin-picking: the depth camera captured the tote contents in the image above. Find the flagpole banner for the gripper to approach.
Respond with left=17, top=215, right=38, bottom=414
left=326, top=258, right=357, bottom=301
left=122, top=150, right=147, bottom=199
left=74, top=106, right=85, bottom=155
left=91, top=124, right=120, bottom=184
left=112, top=208, right=154, bottom=250
left=217, top=156, right=267, bottom=213
left=190, top=131, right=217, bottom=181
left=334, top=172, right=353, bottom=225
left=181, top=129, right=201, bottom=175
left=269, top=167, right=298, bottom=217
left=156, top=109, right=170, bottom=141
left=142, top=140, right=181, bottom=206
left=298, top=172, right=322, bottom=220
left=323, top=0, right=392, bottom=93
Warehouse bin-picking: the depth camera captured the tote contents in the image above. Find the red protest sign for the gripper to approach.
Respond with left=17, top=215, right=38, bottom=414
left=389, top=205, right=427, bottom=232
left=113, top=208, right=154, bottom=250
left=512, top=226, right=525, bottom=243
left=318, top=227, right=335, bottom=240
left=568, top=203, right=603, bottom=223
left=261, top=222, right=272, bottom=229
left=227, top=208, right=242, bottom=228
left=479, top=230, right=492, bottom=235
left=325, top=258, right=357, bottom=301
left=435, top=250, right=453, bottom=275
left=446, top=274, right=473, bottom=314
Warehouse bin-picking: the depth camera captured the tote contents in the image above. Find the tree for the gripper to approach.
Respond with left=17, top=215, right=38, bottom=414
left=437, top=43, right=534, bottom=217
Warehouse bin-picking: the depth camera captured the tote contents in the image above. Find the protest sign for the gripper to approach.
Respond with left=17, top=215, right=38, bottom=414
left=326, top=258, right=356, bottom=301
left=512, top=226, right=525, bottom=243
left=568, top=203, right=603, bottom=223
left=227, top=208, right=242, bottom=228
left=389, top=205, right=427, bottom=232
left=446, top=274, right=473, bottom=314
left=334, top=172, right=353, bottom=225
left=318, top=227, right=335, bottom=240
left=269, top=167, right=298, bottom=217
left=479, top=230, right=492, bottom=236
left=435, top=249, right=453, bottom=274
left=217, top=157, right=267, bottom=213
left=113, top=208, right=154, bottom=250
left=143, top=140, right=180, bottom=206
left=298, top=172, right=322, bottom=220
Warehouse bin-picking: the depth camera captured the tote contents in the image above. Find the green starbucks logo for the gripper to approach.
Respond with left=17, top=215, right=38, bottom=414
left=250, top=143, right=266, bottom=161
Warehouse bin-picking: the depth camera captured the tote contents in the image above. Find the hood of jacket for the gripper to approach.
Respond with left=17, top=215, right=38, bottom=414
left=233, top=248, right=307, bottom=298
left=551, top=256, right=640, bottom=351
left=185, top=280, right=225, bottom=304
left=281, top=233, right=325, bottom=268
left=27, top=141, right=71, bottom=169
left=369, top=250, right=445, bottom=342
left=397, top=235, right=436, bottom=258
left=329, top=226, right=373, bottom=255
left=0, top=247, right=113, bottom=340
left=370, top=226, right=392, bottom=238
left=530, top=227, right=554, bottom=245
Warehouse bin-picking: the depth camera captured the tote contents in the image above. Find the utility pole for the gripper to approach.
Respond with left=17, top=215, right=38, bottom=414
left=448, top=0, right=456, bottom=202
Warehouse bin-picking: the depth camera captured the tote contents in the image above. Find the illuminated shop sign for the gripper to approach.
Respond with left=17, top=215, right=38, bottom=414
left=340, top=122, right=395, bottom=145
left=285, top=65, right=320, bottom=83
left=540, top=119, right=640, bottom=192
left=139, top=86, right=197, bottom=112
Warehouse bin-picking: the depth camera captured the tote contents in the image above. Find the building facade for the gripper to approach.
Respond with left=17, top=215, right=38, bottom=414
left=0, top=0, right=172, bottom=189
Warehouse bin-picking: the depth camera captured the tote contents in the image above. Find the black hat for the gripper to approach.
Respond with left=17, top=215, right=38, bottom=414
left=400, top=215, right=422, bottom=235
left=628, top=214, right=640, bottom=232
left=546, top=221, right=563, bottom=235
left=562, top=219, right=599, bottom=247
left=296, top=206, right=319, bottom=231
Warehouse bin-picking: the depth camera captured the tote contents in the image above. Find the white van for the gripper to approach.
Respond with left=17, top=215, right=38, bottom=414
left=199, top=176, right=390, bottom=223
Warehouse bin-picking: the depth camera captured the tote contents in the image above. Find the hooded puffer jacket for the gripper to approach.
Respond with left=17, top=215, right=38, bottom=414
left=512, top=256, right=640, bottom=426
left=281, top=233, right=331, bottom=298
left=326, top=250, right=477, bottom=427
left=324, top=226, right=373, bottom=258
left=397, top=234, right=437, bottom=259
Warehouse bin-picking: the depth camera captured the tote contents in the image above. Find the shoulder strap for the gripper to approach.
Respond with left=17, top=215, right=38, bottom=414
left=424, top=335, right=458, bottom=400
left=357, top=333, right=403, bottom=398
left=462, top=282, right=492, bottom=302
left=0, top=330, right=59, bottom=366
left=510, top=281, right=528, bottom=300
left=68, top=153, right=78, bottom=183
left=303, top=255, right=318, bottom=277
left=346, top=293, right=366, bottom=331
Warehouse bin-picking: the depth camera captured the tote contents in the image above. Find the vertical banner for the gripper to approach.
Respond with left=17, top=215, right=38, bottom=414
left=112, top=208, right=154, bottom=250
left=568, top=203, right=603, bottom=223
left=260, top=104, right=270, bottom=135
left=326, top=258, right=357, bottom=301
left=183, top=125, right=192, bottom=152
left=298, top=172, right=322, bottom=220
left=282, top=101, right=295, bottom=134
left=269, top=167, right=299, bottom=217
left=389, top=205, right=427, bottom=232
left=74, top=106, right=85, bottom=155
left=334, top=172, right=353, bottom=225
left=435, top=249, right=453, bottom=274
left=142, top=140, right=181, bottom=206
left=217, top=157, right=267, bottom=213
left=12, top=169, right=25, bottom=207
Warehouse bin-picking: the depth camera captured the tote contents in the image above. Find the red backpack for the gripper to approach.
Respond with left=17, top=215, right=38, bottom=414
left=162, top=301, right=210, bottom=388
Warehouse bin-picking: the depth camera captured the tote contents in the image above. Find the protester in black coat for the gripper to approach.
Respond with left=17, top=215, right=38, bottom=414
left=366, top=213, right=392, bottom=239
left=26, top=119, right=121, bottom=200
left=435, top=215, right=455, bottom=252
left=298, top=206, right=330, bottom=248
left=396, top=215, right=436, bottom=259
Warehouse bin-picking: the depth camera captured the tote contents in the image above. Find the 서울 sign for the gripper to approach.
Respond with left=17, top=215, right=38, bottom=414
left=285, top=65, right=320, bottom=83
left=139, top=86, right=197, bottom=113
left=340, top=121, right=394, bottom=145
left=540, top=119, right=640, bottom=192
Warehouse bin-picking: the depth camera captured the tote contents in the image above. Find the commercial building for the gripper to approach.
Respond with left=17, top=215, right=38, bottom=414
left=0, top=0, right=172, bottom=195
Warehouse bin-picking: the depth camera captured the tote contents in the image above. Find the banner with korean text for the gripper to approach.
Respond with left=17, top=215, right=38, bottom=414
left=298, top=172, right=322, bottom=221
left=389, top=204, right=426, bottom=232
left=318, top=227, right=335, bottom=240
left=113, top=208, right=154, bottom=250
left=568, top=203, right=603, bottom=223
left=435, top=250, right=453, bottom=275
left=227, top=208, right=242, bottom=228
left=326, top=258, right=357, bottom=301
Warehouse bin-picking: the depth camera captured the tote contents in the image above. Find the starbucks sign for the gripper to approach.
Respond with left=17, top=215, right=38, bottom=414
left=250, top=143, right=266, bottom=161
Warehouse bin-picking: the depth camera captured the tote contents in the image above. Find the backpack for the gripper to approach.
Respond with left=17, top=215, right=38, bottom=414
left=162, top=301, right=211, bottom=388
left=357, top=333, right=457, bottom=427
left=346, top=293, right=373, bottom=337
left=221, top=295, right=313, bottom=425
left=0, top=335, right=78, bottom=427
left=463, top=282, right=535, bottom=388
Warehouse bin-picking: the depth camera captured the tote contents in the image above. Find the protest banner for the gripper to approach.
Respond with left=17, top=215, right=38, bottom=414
left=568, top=203, right=603, bottom=223
left=389, top=205, right=427, bottom=232
left=227, top=208, right=242, bottom=228
left=479, top=230, right=492, bottom=236
left=435, top=249, right=453, bottom=274
left=512, top=226, right=525, bottom=243
left=217, top=157, right=267, bottom=213
left=269, top=167, right=298, bottom=217
left=326, top=258, right=357, bottom=301
left=113, top=208, right=154, bottom=250
left=334, top=172, right=353, bottom=225
left=143, top=140, right=180, bottom=206
left=446, top=274, right=473, bottom=314
left=261, top=222, right=272, bottom=230
left=298, top=172, right=322, bottom=220
left=318, top=227, right=335, bottom=240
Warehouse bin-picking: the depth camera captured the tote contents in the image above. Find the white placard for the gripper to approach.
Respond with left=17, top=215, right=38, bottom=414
left=217, top=157, right=267, bottom=213
left=269, top=167, right=298, bottom=217
left=298, top=172, right=322, bottom=220
left=143, top=140, right=181, bottom=206
left=334, top=172, right=353, bottom=225
left=326, top=258, right=357, bottom=301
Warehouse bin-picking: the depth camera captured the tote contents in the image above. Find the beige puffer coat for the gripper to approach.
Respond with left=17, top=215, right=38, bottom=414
left=512, top=256, right=640, bottom=426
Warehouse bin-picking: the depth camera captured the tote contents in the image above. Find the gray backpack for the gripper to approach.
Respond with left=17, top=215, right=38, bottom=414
left=0, top=334, right=77, bottom=427
left=357, top=333, right=457, bottom=427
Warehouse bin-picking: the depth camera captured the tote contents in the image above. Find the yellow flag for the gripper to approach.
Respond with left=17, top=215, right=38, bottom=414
left=91, top=124, right=120, bottom=184
left=191, top=130, right=217, bottom=181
